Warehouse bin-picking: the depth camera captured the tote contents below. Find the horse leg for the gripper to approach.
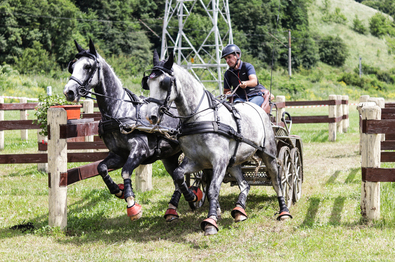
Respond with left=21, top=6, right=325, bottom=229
left=261, top=152, right=292, bottom=221
left=205, top=170, right=221, bottom=219
left=228, top=165, right=250, bottom=223
left=200, top=159, right=227, bottom=236
left=162, top=156, right=182, bottom=222
left=97, top=152, right=125, bottom=198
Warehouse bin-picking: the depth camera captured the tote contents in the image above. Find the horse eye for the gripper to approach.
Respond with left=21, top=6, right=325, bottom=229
left=84, top=64, right=92, bottom=70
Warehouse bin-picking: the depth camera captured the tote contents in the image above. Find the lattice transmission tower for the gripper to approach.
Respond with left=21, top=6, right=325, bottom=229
left=160, top=0, right=233, bottom=94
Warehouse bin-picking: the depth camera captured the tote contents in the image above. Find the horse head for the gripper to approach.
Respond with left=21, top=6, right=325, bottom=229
left=143, top=50, right=176, bottom=125
left=64, top=39, right=101, bottom=102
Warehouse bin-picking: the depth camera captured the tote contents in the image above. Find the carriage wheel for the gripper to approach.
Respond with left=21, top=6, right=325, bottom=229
left=278, top=146, right=293, bottom=209
left=186, top=170, right=208, bottom=210
left=290, top=147, right=303, bottom=204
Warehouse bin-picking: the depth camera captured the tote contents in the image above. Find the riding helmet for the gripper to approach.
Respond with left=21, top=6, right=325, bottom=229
left=221, top=44, right=241, bottom=59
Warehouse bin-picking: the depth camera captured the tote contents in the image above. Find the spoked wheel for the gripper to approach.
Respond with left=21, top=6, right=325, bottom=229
left=278, top=146, right=293, bottom=209
left=186, top=171, right=208, bottom=210
left=290, top=147, right=303, bottom=204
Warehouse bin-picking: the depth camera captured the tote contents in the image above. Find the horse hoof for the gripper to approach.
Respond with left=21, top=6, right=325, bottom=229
left=234, top=212, right=248, bottom=223
left=276, top=211, right=293, bottom=221
left=231, top=206, right=248, bottom=222
left=164, top=208, right=179, bottom=222
left=190, top=186, right=203, bottom=202
left=127, top=203, right=142, bottom=221
left=115, top=184, right=125, bottom=199
left=204, top=225, right=218, bottom=236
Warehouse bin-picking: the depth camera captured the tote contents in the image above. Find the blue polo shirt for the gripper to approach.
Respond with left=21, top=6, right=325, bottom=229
left=223, top=61, right=266, bottom=100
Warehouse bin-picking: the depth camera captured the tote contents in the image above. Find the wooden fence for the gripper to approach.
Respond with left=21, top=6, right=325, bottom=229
left=359, top=99, right=395, bottom=221
left=275, top=95, right=349, bottom=141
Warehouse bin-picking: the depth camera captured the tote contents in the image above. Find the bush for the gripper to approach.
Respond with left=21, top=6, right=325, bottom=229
left=318, top=35, right=349, bottom=67
left=369, top=12, right=392, bottom=38
left=14, top=41, right=60, bottom=74
left=353, top=15, right=368, bottom=35
left=353, top=63, right=379, bottom=75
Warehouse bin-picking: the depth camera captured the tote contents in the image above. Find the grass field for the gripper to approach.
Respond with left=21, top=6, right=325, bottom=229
left=1, top=105, right=395, bottom=261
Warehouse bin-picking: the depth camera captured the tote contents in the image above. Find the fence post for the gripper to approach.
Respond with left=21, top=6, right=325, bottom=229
left=368, top=97, right=385, bottom=142
left=48, top=108, right=68, bottom=229
left=357, top=102, right=377, bottom=154
left=360, top=105, right=381, bottom=221
left=342, top=95, right=349, bottom=133
left=0, top=98, right=3, bottom=150
left=135, top=164, right=153, bottom=192
left=336, top=95, right=343, bottom=134
left=83, top=100, right=94, bottom=143
left=37, top=130, right=48, bottom=173
left=20, top=97, right=28, bottom=140
left=360, top=95, right=370, bottom=103
left=276, top=96, right=285, bottom=125
left=328, top=95, right=337, bottom=142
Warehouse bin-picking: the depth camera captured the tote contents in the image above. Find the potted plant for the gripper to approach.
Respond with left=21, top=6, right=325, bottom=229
left=34, top=94, right=82, bottom=136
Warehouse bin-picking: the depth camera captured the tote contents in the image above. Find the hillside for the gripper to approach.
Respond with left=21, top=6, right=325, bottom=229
left=309, top=0, right=394, bottom=71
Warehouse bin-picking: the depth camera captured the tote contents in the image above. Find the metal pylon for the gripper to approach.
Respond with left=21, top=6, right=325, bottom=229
left=160, top=0, right=233, bottom=94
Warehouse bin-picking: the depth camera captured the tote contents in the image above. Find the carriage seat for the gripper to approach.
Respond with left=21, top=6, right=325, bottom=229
left=227, top=89, right=273, bottom=114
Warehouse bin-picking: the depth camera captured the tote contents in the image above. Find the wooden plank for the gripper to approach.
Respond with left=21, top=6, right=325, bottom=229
left=381, top=152, right=395, bottom=162
left=38, top=141, right=107, bottom=151
left=82, top=113, right=101, bottom=121
left=67, top=152, right=109, bottom=162
left=285, top=100, right=340, bottom=106
left=291, top=115, right=342, bottom=124
left=362, top=119, right=395, bottom=134
left=362, top=167, right=395, bottom=182
left=0, top=153, right=47, bottom=163
left=385, top=103, right=395, bottom=108
left=0, top=103, right=38, bottom=110
left=381, top=141, right=395, bottom=150
left=381, top=108, right=395, bottom=119
left=386, top=134, right=395, bottom=140
left=0, top=120, right=40, bottom=131
left=60, top=161, right=103, bottom=186
left=58, top=120, right=100, bottom=139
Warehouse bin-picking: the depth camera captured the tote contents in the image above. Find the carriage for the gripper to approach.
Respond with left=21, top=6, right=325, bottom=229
left=186, top=108, right=303, bottom=211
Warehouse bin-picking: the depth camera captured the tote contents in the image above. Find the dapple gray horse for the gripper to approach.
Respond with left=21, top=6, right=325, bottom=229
left=63, top=40, right=198, bottom=222
left=144, top=51, right=292, bottom=235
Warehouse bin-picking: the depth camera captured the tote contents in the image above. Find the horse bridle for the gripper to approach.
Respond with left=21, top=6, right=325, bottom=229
left=142, top=66, right=176, bottom=116
left=68, top=53, right=101, bottom=100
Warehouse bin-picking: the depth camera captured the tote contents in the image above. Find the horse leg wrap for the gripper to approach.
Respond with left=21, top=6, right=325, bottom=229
left=208, top=199, right=219, bottom=218
left=200, top=217, right=219, bottom=236
left=231, top=206, right=248, bottom=222
left=102, top=175, right=120, bottom=195
left=127, top=203, right=142, bottom=221
left=189, top=186, right=203, bottom=202
left=235, top=194, right=247, bottom=210
left=179, top=182, right=196, bottom=202
left=169, top=190, right=181, bottom=208
left=276, top=196, right=292, bottom=221
left=115, top=184, right=125, bottom=199
left=164, top=208, right=179, bottom=222
left=123, top=179, right=135, bottom=200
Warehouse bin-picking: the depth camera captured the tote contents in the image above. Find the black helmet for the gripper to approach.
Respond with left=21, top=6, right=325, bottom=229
left=221, top=44, right=241, bottom=59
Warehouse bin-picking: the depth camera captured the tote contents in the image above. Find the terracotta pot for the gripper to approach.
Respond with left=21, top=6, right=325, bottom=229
left=50, top=104, right=82, bottom=120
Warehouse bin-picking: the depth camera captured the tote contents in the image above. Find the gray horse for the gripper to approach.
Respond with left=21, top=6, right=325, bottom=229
left=144, top=51, right=292, bottom=235
left=63, top=40, right=196, bottom=222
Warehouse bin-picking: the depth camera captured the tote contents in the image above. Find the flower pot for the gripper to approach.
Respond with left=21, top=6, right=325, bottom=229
left=50, top=104, right=82, bottom=120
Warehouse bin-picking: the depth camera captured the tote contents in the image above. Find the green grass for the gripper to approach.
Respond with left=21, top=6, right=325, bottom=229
left=1, top=104, right=395, bottom=261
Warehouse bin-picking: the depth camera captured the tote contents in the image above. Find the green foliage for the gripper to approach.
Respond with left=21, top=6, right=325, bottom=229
left=318, top=35, right=349, bottom=67
left=14, top=41, right=60, bottom=74
left=352, top=15, right=368, bottom=35
left=34, top=94, right=74, bottom=136
left=353, top=62, right=379, bottom=75
left=322, top=7, right=347, bottom=25
left=338, top=71, right=389, bottom=91
left=369, top=12, right=394, bottom=38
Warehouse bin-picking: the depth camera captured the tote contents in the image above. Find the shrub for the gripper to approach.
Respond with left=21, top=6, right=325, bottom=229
left=369, top=12, right=392, bottom=38
left=353, top=15, right=368, bottom=35
left=318, top=35, right=349, bottom=67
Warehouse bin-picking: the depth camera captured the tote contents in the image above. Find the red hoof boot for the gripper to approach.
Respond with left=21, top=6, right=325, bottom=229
left=231, top=207, right=248, bottom=223
left=115, top=184, right=125, bottom=199
left=200, top=218, right=219, bottom=236
left=127, top=203, right=142, bottom=221
left=190, top=186, right=203, bottom=202
left=164, top=208, right=179, bottom=222
left=276, top=211, right=293, bottom=221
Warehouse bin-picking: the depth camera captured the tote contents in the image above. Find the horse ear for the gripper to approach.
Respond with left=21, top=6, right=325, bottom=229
left=164, top=51, right=174, bottom=70
left=153, top=49, right=160, bottom=66
left=74, top=40, right=84, bottom=53
left=89, top=39, right=98, bottom=57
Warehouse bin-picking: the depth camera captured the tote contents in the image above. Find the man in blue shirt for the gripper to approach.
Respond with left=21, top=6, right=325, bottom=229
left=222, top=44, right=270, bottom=110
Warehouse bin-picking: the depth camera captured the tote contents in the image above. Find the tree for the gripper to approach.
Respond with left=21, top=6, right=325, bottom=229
left=318, top=35, right=349, bottom=67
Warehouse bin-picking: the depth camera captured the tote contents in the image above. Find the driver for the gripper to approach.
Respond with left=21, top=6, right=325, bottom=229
left=222, top=44, right=271, bottom=112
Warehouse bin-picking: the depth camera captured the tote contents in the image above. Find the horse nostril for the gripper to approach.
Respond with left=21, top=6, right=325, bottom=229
left=150, top=115, right=158, bottom=125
